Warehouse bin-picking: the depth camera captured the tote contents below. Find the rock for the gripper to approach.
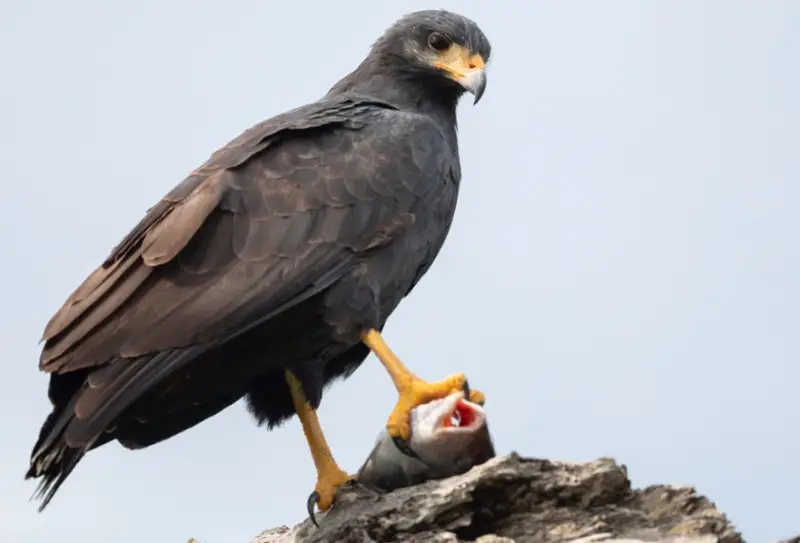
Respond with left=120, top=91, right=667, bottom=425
left=240, top=453, right=745, bottom=543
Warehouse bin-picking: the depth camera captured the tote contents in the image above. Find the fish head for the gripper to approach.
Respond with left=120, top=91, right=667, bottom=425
left=407, top=391, right=495, bottom=475
left=355, top=391, right=496, bottom=493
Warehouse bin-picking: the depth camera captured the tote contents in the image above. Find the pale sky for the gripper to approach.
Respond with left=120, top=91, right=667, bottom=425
left=1, top=1, right=798, bottom=542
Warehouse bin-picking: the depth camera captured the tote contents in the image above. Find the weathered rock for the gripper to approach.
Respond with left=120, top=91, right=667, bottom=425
left=239, top=453, right=745, bottom=543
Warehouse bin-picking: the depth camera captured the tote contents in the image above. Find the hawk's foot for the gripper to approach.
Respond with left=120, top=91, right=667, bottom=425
left=306, top=465, right=354, bottom=526
left=386, top=373, right=485, bottom=440
left=359, top=328, right=486, bottom=441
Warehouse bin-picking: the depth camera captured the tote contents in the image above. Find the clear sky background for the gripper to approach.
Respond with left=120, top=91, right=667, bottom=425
left=1, top=1, right=797, bottom=542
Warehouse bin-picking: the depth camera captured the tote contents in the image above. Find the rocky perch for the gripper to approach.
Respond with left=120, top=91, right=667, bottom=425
left=234, top=453, right=749, bottom=543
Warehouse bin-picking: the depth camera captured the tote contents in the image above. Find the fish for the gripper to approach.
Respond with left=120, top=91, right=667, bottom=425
left=356, top=391, right=496, bottom=492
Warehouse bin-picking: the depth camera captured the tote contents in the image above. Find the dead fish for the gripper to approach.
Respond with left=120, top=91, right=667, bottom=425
left=356, top=391, right=495, bottom=492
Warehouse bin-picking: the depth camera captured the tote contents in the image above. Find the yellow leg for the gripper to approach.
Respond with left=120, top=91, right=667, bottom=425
left=284, top=370, right=352, bottom=512
left=361, top=329, right=485, bottom=440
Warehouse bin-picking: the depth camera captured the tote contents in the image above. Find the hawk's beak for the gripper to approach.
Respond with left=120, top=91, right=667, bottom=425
left=434, top=48, right=488, bottom=105
left=460, top=69, right=487, bottom=104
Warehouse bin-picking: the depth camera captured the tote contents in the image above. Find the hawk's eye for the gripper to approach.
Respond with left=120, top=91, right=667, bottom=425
left=428, top=32, right=451, bottom=51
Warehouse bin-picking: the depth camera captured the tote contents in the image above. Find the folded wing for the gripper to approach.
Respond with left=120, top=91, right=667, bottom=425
left=27, top=99, right=448, bottom=507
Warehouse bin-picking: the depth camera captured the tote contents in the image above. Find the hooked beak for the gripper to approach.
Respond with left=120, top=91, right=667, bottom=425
left=433, top=47, right=488, bottom=105
left=460, top=69, right=487, bottom=104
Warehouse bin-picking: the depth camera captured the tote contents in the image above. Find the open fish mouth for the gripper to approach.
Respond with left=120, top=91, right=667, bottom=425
left=433, top=392, right=485, bottom=435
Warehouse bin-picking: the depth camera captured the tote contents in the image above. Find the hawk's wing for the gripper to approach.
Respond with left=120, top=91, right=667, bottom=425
left=40, top=98, right=449, bottom=373
left=31, top=97, right=450, bottom=458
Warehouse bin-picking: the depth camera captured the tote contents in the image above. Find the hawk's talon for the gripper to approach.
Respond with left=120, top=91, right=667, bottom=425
left=392, top=435, right=419, bottom=459
left=307, top=491, right=320, bottom=527
left=468, top=387, right=486, bottom=406
left=305, top=466, right=353, bottom=527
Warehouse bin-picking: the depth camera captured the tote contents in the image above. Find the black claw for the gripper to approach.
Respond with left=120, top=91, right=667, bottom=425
left=307, top=491, right=320, bottom=528
left=392, top=435, right=420, bottom=459
left=463, top=378, right=471, bottom=400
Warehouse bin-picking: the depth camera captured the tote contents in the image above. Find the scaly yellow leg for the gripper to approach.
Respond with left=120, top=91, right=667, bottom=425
left=284, top=370, right=352, bottom=514
left=361, top=329, right=485, bottom=440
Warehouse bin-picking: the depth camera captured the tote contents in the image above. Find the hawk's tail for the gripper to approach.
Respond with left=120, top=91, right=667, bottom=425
left=26, top=395, right=94, bottom=511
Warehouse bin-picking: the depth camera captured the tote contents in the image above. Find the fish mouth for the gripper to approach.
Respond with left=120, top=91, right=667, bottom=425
left=434, top=392, right=485, bottom=435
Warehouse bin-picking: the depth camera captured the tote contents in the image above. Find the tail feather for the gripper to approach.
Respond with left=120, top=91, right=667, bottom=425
left=26, top=347, right=208, bottom=510
left=25, top=392, right=97, bottom=512
left=27, top=440, right=91, bottom=512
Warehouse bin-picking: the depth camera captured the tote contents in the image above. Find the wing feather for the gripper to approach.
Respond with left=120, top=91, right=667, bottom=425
left=140, top=174, right=226, bottom=266
left=38, top=98, right=447, bottom=379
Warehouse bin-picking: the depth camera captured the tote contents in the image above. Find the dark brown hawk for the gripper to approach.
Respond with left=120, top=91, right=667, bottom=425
left=26, top=9, right=491, bottom=520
